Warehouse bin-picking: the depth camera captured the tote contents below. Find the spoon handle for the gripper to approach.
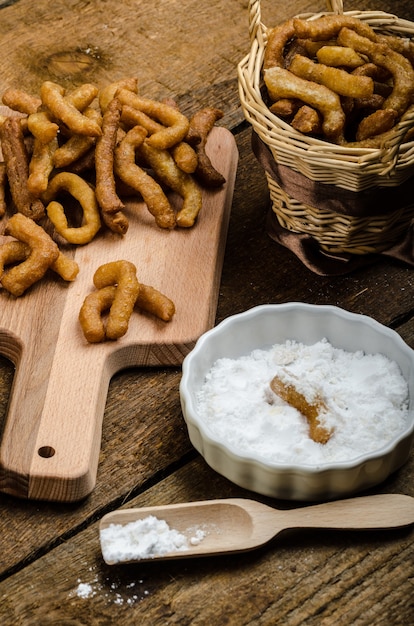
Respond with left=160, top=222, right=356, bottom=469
left=282, top=494, right=414, bottom=530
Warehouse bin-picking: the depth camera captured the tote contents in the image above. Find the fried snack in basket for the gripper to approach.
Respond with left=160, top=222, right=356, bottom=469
left=0, top=213, right=59, bottom=296
left=264, top=66, right=346, bottom=141
left=316, top=45, right=364, bottom=69
left=337, top=27, right=414, bottom=117
left=0, top=117, right=45, bottom=221
left=43, top=172, right=101, bottom=244
left=270, top=373, right=333, bottom=444
left=288, top=54, right=374, bottom=99
left=114, top=125, right=177, bottom=229
left=263, top=13, right=414, bottom=145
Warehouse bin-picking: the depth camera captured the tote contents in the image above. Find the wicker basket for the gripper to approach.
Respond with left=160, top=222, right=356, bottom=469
left=237, top=0, right=414, bottom=255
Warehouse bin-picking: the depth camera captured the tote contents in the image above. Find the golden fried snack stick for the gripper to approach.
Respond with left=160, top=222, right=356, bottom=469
left=292, top=14, right=377, bottom=43
left=0, top=162, right=7, bottom=217
left=0, top=239, right=79, bottom=282
left=138, top=141, right=202, bottom=228
left=28, top=109, right=60, bottom=143
left=1, top=213, right=59, bottom=296
left=95, top=97, right=125, bottom=216
left=98, top=77, right=138, bottom=113
left=92, top=260, right=140, bottom=340
left=187, top=107, right=226, bottom=188
left=116, top=88, right=190, bottom=149
left=53, top=107, right=101, bottom=169
left=356, top=108, right=398, bottom=142
left=120, top=104, right=197, bottom=174
left=269, top=98, right=300, bottom=118
left=136, top=283, right=175, bottom=321
left=270, top=374, right=333, bottom=445
left=263, top=18, right=296, bottom=69
left=291, top=105, right=322, bottom=135
left=2, top=88, right=41, bottom=115
left=289, top=54, right=374, bottom=99
left=43, top=172, right=101, bottom=244
left=51, top=252, right=79, bottom=282
left=316, top=45, right=365, bottom=69
left=40, top=81, right=102, bottom=137
left=264, top=66, right=346, bottom=141
left=64, top=83, right=99, bottom=111
left=338, top=27, right=414, bottom=116
left=79, top=285, right=115, bottom=343
left=0, top=117, right=45, bottom=221
left=114, top=125, right=176, bottom=229
left=27, top=135, right=59, bottom=197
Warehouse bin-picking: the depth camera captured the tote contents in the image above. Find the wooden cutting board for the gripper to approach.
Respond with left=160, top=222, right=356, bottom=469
left=0, top=126, right=238, bottom=502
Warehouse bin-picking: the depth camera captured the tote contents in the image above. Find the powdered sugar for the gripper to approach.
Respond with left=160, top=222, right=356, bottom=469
left=196, top=338, right=409, bottom=465
left=100, top=515, right=206, bottom=563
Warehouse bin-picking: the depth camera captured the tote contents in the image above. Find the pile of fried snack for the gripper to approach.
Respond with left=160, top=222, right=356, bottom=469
left=263, top=13, right=414, bottom=145
left=0, top=77, right=225, bottom=342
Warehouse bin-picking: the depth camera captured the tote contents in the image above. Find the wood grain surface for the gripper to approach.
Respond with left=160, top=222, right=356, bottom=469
left=0, top=0, right=413, bottom=624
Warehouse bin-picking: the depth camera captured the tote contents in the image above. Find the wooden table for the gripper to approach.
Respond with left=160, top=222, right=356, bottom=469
left=0, top=0, right=413, bottom=623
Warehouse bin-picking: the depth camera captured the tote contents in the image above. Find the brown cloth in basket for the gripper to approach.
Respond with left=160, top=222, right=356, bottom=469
left=252, top=132, right=414, bottom=275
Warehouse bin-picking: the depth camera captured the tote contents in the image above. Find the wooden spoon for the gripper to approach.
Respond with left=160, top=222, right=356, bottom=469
left=99, top=494, right=414, bottom=563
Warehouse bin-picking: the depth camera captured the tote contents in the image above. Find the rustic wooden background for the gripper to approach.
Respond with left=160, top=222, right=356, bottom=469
left=0, top=0, right=413, bottom=624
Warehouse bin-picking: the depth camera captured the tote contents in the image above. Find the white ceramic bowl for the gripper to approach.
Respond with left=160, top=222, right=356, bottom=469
left=180, top=303, right=414, bottom=501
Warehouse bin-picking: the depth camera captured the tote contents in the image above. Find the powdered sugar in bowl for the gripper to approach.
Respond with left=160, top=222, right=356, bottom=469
left=180, top=304, right=414, bottom=500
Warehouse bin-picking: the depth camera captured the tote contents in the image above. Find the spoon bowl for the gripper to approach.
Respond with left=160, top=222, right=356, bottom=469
left=99, top=494, right=414, bottom=564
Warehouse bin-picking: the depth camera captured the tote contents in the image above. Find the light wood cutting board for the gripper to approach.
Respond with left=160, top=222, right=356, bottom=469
left=0, top=126, right=238, bottom=502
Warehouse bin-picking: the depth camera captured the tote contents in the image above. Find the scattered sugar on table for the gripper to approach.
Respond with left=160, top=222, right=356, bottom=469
left=100, top=515, right=206, bottom=563
left=196, top=338, right=410, bottom=465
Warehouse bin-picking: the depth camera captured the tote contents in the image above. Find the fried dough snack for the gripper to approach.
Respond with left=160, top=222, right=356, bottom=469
left=1, top=213, right=59, bottom=296
left=0, top=239, right=79, bottom=283
left=116, top=89, right=190, bottom=150
left=264, top=66, right=346, bottom=141
left=337, top=27, right=414, bottom=117
left=95, top=97, right=125, bottom=219
left=114, top=125, right=177, bottom=229
left=187, top=107, right=226, bottom=188
left=263, top=14, right=414, bottom=145
left=43, top=172, right=101, bottom=244
left=138, top=141, right=202, bottom=228
left=0, top=163, right=7, bottom=218
left=0, top=117, right=45, bottom=221
left=270, top=374, right=333, bottom=444
left=40, top=81, right=102, bottom=137
left=136, top=283, right=175, bottom=321
left=92, top=260, right=140, bottom=340
left=289, top=54, right=374, bottom=99
left=79, top=262, right=175, bottom=342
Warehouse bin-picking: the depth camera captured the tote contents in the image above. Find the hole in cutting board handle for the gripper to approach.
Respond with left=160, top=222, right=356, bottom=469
left=38, top=446, right=56, bottom=458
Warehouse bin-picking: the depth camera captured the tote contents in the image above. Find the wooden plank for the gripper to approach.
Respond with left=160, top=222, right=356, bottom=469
left=0, top=458, right=413, bottom=625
